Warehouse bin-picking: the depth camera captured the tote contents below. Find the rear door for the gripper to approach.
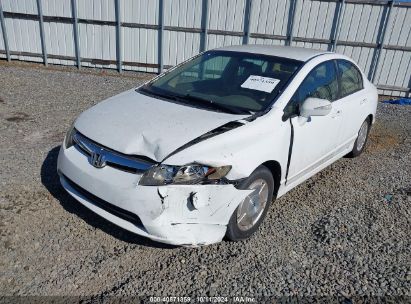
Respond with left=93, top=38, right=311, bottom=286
left=335, top=59, right=368, bottom=147
left=284, top=60, right=342, bottom=185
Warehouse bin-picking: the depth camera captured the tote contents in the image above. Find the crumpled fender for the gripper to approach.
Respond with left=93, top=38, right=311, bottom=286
left=140, top=184, right=253, bottom=245
left=152, top=184, right=253, bottom=226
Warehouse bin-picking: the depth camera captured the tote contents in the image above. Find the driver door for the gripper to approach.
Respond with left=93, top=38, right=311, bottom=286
left=285, top=60, right=343, bottom=186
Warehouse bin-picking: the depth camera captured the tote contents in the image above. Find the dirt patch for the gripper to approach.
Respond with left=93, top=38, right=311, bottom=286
left=49, top=130, right=66, bottom=142
left=368, top=124, right=401, bottom=152
left=5, top=112, right=30, bottom=123
left=22, top=129, right=65, bottom=145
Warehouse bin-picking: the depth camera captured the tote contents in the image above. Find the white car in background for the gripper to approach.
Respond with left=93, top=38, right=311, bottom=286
left=58, top=45, right=378, bottom=246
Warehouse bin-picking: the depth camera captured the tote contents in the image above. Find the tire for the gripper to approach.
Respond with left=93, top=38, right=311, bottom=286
left=225, top=165, right=274, bottom=241
left=348, top=117, right=371, bottom=158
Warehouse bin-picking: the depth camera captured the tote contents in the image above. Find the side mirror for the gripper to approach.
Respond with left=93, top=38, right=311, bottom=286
left=300, top=97, right=332, bottom=118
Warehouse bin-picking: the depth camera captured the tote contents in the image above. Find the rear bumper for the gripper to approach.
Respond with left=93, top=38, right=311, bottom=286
left=57, top=145, right=251, bottom=246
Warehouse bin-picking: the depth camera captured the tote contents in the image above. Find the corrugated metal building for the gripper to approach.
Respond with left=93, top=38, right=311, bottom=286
left=0, top=0, right=410, bottom=96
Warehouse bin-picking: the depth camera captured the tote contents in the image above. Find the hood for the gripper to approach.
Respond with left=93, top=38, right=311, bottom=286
left=75, top=89, right=246, bottom=162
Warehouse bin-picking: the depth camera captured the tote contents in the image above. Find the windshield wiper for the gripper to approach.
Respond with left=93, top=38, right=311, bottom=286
left=139, top=87, right=252, bottom=115
left=182, top=94, right=252, bottom=115
left=138, top=86, right=181, bottom=102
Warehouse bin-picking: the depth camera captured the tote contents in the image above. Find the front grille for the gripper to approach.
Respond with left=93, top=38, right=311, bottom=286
left=72, top=131, right=155, bottom=174
left=63, top=175, right=145, bottom=229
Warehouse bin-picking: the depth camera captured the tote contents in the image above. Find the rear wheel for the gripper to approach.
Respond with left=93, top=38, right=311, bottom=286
left=226, top=166, right=274, bottom=241
left=348, top=118, right=371, bottom=158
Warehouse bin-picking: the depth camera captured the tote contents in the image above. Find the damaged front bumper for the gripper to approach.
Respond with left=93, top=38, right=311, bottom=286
left=57, top=146, right=251, bottom=246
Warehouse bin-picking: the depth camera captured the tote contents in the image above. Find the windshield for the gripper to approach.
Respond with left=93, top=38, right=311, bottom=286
left=140, top=51, right=302, bottom=114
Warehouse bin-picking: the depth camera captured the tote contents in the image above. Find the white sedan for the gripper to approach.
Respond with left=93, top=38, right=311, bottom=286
left=58, top=45, right=377, bottom=246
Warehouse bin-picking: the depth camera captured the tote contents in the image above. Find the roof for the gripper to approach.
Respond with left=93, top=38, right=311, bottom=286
left=215, top=44, right=331, bottom=62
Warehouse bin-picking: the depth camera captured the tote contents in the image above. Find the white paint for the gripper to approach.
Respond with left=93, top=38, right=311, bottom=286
left=58, top=47, right=378, bottom=246
left=58, top=145, right=252, bottom=246
left=241, top=75, right=280, bottom=93
left=75, top=89, right=247, bottom=162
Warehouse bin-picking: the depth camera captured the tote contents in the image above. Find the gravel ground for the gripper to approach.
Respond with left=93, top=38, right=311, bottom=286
left=0, top=61, right=410, bottom=300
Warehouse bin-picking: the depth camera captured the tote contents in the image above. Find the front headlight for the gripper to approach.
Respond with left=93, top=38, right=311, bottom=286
left=64, top=122, right=76, bottom=149
left=139, top=164, right=231, bottom=186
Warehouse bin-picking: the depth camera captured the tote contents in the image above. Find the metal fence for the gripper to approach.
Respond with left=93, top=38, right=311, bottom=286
left=0, top=0, right=410, bottom=96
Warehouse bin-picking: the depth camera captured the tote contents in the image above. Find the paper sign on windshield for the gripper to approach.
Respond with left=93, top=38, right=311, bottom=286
left=241, top=75, right=281, bottom=93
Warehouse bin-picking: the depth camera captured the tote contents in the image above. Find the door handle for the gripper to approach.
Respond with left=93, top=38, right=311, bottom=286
left=360, top=98, right=367, bottom=105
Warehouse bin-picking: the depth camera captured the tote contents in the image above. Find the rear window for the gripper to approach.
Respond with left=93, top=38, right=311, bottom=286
left=338, top=60, right=363, bottom=97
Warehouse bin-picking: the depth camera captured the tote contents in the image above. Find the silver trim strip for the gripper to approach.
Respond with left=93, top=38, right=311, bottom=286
left=73, top=132, right=154, bottom=173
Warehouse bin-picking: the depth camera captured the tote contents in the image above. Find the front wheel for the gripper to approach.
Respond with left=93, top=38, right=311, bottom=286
left=348, top=118, right=371, bottom=158
left=225, top=165, right=274, bottom=241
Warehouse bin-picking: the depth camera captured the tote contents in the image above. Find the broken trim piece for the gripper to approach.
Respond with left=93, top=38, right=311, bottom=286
left=285, top=118, right=294, bottom=184
left=161, top=121, right=245, bottom=162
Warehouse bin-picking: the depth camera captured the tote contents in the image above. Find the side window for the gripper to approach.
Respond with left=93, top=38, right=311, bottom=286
left=285, top=61, right=338, bottom=116
left=337, top=60, right=363, bottom=97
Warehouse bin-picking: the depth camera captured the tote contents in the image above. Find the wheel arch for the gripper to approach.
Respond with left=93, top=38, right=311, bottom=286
left=367, top=113, right=374, bottom=124
left=261, top=160, right=281, bottom=199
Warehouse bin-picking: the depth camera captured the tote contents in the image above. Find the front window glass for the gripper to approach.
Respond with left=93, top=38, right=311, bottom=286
left=294, top=61, right=339, bottom=103
left=285, top=61, right=338, bottom=116
left=140, top=51, right=302, bottom=113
